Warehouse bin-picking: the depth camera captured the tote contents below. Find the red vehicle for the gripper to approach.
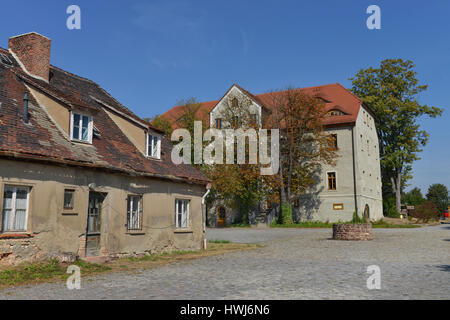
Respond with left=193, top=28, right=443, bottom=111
left=444, top=209, right=449, bottom=219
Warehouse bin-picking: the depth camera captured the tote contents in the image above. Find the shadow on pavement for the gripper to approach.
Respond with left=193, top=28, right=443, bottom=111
left=436, top=265, right=450, bottom=272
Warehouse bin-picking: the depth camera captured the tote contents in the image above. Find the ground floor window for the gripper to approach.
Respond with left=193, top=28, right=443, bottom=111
left=63, top=189, right=75, bottom=210
left=2, top=186, right=30, bottom=232
left=127, top=195, right=143, bottom=230
left=175, top=199, right=190, bottom=228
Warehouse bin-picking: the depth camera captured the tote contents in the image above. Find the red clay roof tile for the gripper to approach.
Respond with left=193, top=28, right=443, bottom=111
left=0, top=48, right=209, bottom=185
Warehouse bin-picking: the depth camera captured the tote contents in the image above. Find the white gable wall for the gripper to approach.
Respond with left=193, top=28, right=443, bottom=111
left=209, top=85, right=262, bottom=128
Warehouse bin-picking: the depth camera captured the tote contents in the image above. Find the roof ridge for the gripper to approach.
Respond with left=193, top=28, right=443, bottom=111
left=334, top=82, right=362, bottom=103
left=50, top=64, right=146, bottom=124
left=254, top=83, right=341, bottom=98
left=173, top=83, right=346, bottom=107
left=50, top=65, right=98, bottom=85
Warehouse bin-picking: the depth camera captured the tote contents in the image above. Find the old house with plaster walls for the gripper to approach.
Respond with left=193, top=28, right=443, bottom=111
left=162, top=83, right=383, bottom=226
left=0, top=32, right=210, bottom=265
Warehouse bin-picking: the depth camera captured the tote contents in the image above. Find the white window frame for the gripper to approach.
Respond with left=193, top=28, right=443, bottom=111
left=70, top=111, right=93, bottom=143
left=175, top=199, right=190, bottom=229
left=1, top=186, right=30, bottom=232
left=147, top=133, right=161, bottom=159
left=127, top=195, right=143, bottom=231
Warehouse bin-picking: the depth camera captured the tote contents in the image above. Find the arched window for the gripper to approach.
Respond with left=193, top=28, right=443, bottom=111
left=364, top=204, right=370, bottom=220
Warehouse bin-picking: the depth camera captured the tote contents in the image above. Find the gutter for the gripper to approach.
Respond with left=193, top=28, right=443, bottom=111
left=0, top=150, right=210, bottom=186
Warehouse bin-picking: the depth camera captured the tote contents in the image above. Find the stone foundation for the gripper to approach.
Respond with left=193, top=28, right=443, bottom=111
left=332, top=224, right=373, bottom=241
left=0, top=235, right=42, bottom=265
left=0, top=235, right=78, bottom=265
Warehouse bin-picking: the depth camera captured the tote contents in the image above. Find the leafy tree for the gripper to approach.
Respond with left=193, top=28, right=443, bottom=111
left=350, top=59, right=443, bottom=213
left=265, top=88, right=337, bottom=223
left=203, top=93, right=277, bottom=224
left=402, top=187, right=425, bottom=207
left=150, top=114, right=174, bottom=137
left=426, top=183, right=449, bottom=213
left=171, top=98, right=208, bottom=167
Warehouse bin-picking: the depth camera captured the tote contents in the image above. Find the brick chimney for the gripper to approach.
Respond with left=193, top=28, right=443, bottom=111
left=8, top=32, right=51, bottom=82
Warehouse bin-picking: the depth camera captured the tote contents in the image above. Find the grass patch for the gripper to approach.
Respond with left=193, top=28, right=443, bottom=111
left=208, top=239, right=231, bottom=244
left=371, top=220, right=421, bottom=228
left=0, top=259, right=110, bottom=288
left=227, top=223, right=251, bottom=228
left=271, top=221, right=334, bottom=228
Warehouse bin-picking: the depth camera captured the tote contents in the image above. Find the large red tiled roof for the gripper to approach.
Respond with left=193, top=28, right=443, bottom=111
left=161, top=83, right=363, bottom=129
left=0, top=47, right=209, bottom=185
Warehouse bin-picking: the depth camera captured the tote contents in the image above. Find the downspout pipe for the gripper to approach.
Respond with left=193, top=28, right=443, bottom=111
left=201, top=184, right=211, bottom=250
left=351, top=126, right=358, bottom=216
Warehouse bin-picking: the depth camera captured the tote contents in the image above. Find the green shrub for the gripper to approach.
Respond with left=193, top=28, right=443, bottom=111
left=208, top=239, right=231, bottom=244
left=279, top=203, right=293, bottom=224
left=350, top=211, right=366, bottom=224
left=383, top=197, right=400, bottom=218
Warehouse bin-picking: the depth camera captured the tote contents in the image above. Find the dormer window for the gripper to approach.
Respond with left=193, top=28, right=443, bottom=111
left=70, top=112, right=93, bottom=143
left=147, top=133, right=161, bottom=159
left=327, top=110, right=344, bottom=117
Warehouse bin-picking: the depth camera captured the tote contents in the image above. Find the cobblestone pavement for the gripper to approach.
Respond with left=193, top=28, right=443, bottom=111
left=1, top=225, right=448, bottom=299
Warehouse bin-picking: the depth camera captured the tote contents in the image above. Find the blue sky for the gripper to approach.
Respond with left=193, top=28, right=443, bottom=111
left=1, top=0, right=448, bottom=194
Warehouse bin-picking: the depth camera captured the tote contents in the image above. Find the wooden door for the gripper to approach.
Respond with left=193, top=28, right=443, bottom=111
left=217, top=207, right=226, bottom=227
left=86, top=192, right=104, bottom=257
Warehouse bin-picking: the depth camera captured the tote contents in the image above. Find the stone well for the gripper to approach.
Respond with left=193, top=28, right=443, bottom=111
left=332, top=224, right=373, bottom=241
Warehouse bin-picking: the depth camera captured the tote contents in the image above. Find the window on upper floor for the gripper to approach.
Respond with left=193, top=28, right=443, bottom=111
left=232, top=98, right=239, bottom=108
left=215, top=118, right=222, bottom=129
left=327, top=172, right=337, bottom=190
left=250, top=114, right=258, bottom=125
left=70, top=112, right=93, bottom=143
left=231, top=115, right=239, bottom=129
left=147, top=133, right=161, bottom=159
left=330, top=134, right=338, bottom=150
left=327, top=110, right=344, bottom=117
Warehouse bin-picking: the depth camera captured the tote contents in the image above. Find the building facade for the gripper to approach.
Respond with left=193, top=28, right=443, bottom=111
left=0, top=32, right=209, bottom=265
left=162, top=83, right=383, bottom=225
